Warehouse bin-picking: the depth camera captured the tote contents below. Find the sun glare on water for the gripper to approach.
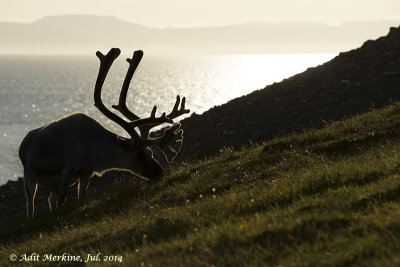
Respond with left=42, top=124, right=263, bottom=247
left=206, top=53, right=336, bottom=111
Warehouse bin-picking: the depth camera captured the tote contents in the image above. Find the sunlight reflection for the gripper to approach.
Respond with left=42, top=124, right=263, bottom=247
left=202, top=54, right=336, bottom=113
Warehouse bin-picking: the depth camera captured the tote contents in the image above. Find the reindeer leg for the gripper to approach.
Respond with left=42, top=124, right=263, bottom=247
left=57, top=168, right=73, bottom=208
left=23, top=170, right=37, bottom=218
left=77, top=176, right=91, bottom=207
left=48, top=192, right=58, bottom=212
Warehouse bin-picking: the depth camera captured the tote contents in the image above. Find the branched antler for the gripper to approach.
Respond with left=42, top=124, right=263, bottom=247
left=95, top=48, right=189, bottom=162
left=167, top=95, right=190, bottom=119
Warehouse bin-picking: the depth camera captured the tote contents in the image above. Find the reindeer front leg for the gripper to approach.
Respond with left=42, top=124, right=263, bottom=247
left=57, top=168, right=73, bottom=207
left=77, top=176, right=91, bottom=206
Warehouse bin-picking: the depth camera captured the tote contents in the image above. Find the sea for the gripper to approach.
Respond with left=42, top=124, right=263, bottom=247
left=0, top=53, right=336, bottom=185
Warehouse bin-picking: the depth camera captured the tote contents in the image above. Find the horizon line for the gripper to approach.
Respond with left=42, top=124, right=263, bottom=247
left=0, top=14, right=399, bottom=29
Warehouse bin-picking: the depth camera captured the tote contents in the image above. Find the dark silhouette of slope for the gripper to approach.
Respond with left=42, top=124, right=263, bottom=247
left=177, top=26, right=400, bottom=160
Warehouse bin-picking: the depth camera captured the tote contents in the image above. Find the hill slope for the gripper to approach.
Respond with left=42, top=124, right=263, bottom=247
left=177, top=26, right=400, bottom=161
left=1, top=102, right=399, bottom=266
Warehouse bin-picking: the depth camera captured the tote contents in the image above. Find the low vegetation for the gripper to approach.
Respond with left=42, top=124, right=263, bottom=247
left=1, top=103, right=400, bottom=266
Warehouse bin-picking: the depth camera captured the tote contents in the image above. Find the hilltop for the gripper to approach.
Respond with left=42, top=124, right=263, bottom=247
left=177, top=26, right=400, bottom=161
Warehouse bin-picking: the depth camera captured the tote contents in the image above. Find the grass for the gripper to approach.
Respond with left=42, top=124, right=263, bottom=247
left=1, top=103, right=400, bottom=266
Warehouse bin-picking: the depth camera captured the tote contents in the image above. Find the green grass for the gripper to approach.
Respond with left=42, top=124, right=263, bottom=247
left=1, top=103, right=400, bottom=266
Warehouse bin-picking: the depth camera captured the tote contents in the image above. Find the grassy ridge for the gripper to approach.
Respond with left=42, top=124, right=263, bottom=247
left=1, top=103, right=400, bottom=266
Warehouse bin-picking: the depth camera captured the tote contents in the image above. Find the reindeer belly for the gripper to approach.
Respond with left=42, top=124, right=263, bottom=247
left=28, top=167, right=62, bottom=192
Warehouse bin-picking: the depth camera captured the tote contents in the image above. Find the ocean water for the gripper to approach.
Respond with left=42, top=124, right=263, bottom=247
left=0, top=53, right=335, bottom=185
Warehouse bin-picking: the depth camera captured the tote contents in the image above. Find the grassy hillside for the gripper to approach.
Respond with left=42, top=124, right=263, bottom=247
left=1, top=103, right=400, bottom=266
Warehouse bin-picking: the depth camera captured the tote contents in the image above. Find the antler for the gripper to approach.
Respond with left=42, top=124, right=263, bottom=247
left=94, top=48, right=173, bottom=149
left=167, top=95, right=190, bottom=120
left=133, top=96, right=189, bottom=140
left=148, top=96, right=189, bottom=162
left=110, top=50, right=190, bottom=161
left=94, top=48, right=141, bottom=144
left=111, top=50, right=171, bottom=138
left=111, top=50, right=142, bottom=121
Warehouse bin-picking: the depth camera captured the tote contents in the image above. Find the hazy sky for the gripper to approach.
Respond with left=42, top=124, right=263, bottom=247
left=1, top=0, right=400, bottom=27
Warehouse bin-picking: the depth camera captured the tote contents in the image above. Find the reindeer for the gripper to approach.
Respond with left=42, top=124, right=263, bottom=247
left=18, top=48, right=189, bottom=218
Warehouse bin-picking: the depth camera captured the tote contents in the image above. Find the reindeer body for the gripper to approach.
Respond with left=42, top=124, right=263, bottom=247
left=19, top=113, right=164, bottom=217
left=19, top=48, right=189, bottom=218
left=19, top=113, right=162, bottom=186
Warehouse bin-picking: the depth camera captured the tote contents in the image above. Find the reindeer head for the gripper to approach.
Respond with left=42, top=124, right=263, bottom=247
left=93, top=48, right=189, bottom=178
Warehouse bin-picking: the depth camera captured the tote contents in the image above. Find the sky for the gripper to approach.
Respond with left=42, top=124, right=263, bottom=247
left=1, top=0, right=400, bottom=27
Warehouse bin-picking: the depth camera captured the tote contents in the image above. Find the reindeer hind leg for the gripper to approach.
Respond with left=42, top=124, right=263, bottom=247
left=48, top=192, right=58, bottom=212
left=23, top=169, right=38, bottom=218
